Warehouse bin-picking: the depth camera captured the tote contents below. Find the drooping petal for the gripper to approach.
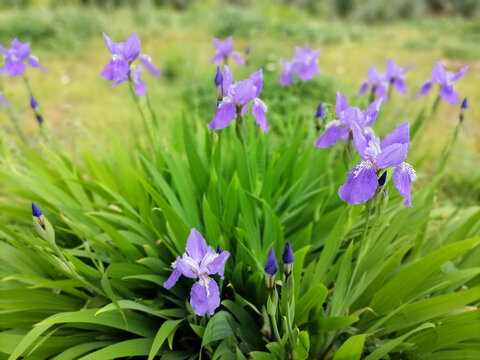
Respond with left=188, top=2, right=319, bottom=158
left=231, top=79, right=256, bottom=104
left=393, top=162, right=416, bottom=207
left=101, top=59, right=129, bottom=83
left=315, top=122, right=348, bottom=148
left=175, top=256, right=198, bottom=279
left=164, top=268, right=181, bottom=289
left=185, top=228, right=209, bottom=262
left=140, top=54, right=161, bottom=76
left=252, top=100, right=268, bottom=132
left=207, top=251, right=230, bottom=279
left=297, top=62, right=320, bottom=81
left=358, top=82, right=369, bottom=96
left=335, top=92, right=349, bottom=119
left=3, top=60, right=26, bottom=76
left=28, top=55, right=41, bottom=69
left=12, top=39, right=30, bottom=59
left=249, top=69, right=263, bottom=97
left=190, top=279, right=220, bottom=316
left=232, top=52, right=245, bottom=65
left=280, top=69, right=293, bottom=86
left=450, top=65, right=468, bottom=82
left=342, top=106, right=364, bottom=131
left=121, top=32, right=141, bottom=62
left=208, top=101, right=237, bottom=130
left=362, top=99, right=382, bottom=127
left=381, top=122, right=410, bottom=150
left=393, top=77, right=407, bottom=94
left=375, top=143, right=408, bottom=168
left=338, top=161, right=378, bottom=205
left=211, top=52, right=224, bottom=64
left=375, top=84, right=388, bottom=101
left=440, top=84, right=458, bottom=104
left=417, top=81, right=432, bottom=96
left=131, top=69, right=147, bottom=96
left=432, top=62, right=447, bottom=84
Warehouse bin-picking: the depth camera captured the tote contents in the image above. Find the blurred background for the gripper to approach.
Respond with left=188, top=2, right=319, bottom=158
left=0, top=0, right=478, bottom=204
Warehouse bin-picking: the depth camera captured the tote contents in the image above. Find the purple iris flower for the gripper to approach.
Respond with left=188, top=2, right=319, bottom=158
left=0, top=39, right=44, bottom=76
left=212, top=37, right=245, bottom=65
left=386, top=59, right=411, bottom=94
left=101, top=33, right=161, bottom=97
left=461, top=97, right=468, bottom=110
left=164, top=229, right=230, bottom=316
left=315, top=92, right=381, bottom=149
left=280, top=46, right=321, bottom=86
left=417, top=62, right=468, bottom=104
left=358, top=65, right=388, bottom=101
left=208, top=65, right=268, bottom=132
left=339, top=122, right=416, bottom=207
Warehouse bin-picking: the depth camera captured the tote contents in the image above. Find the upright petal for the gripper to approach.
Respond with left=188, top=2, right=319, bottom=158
left=208, top=101, right=237, bottom=130
left=164, top=268, right=181, bottom=289
left=186, top=228, right=209, bottom=262
left=315, top=122, right=348, bottom=148
left=335, top=92, right=349, bottom=119
left=375, top=143, right=408, bottom=168
left=381, top=122, right=410, bottom=150
left=222, top=65, right=233, bottom=95
left=140, top=54, right=161, bottom=76
left=249, top=69, right=263, bottom=97
left=375, top=84, right=388, bottom=102
left=417, top=81, right=432, bottom=97
left=450, top=66, right=468, bottom=82
left=393, top=162, right=416, bottom=207
left=121, top=32, right=141, bottom=62
left=338, top=161, right=378, bottom=205
left=190, top=279, right=220, bottom=316
left=175, top=256, right=198, bottom=279
left=207, top=251, right=230, bottom=279
left=12, top=39, right=30, bottom=59
left=103, top=33, right=117, bottom=54
left=368, top=65, right=386, bottom=84
left=232, top=79, right=256, bottom=104
left=432, top=62, right=447, bottom=84
left=363, top=99, right=382, bottom=127
left=252, top=100, right=268, bottom=132
left=440, top=84, right=458, bottom=104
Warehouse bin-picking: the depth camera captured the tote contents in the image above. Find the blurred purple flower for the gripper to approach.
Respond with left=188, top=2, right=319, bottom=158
left=339, top=122, right=416, bottom=206
left=164, top=229, right=230, bottom=316
left=212, top=37, right=245, bottom=65
left=315, top=92, right=382, bottom=149
left=0, top=39, right=44, bottom=76
left=0, top=93, right=9, bottom=106
left=358, top=65, right=388, bottom=101
left=208, top=65, right=268, bottom=132
left=461, top=97, right=468, bottom=110
left=417, top=62, right=468, bottom=104
left=386, top=59, right=411, bottom=94
left=101, top=33, right=160, bottom=96
left=316, top=102, right=324, bottom=118
left=280, top=46, right=321, bottom=86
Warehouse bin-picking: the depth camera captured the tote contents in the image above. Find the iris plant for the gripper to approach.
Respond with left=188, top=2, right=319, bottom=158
left=101, top=32, right=161, bottom=97
left=164, top=229, right=230, bottom=316
left=208, top=65, right=268, bottom=132
left=0, top=39, right=43, bottom=76
left=417, top=62, right=468, bottom=104
left=280, top=46, right=321, bottom=86
left=212, top=37, right=245, bottom=65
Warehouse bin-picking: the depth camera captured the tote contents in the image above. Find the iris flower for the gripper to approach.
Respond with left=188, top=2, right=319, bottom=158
left=385, top=59, right=411, bottom=94
left=339, top=122, right=416, bottom=206
left=0, top=39, right=43, bottom=76
left=208, top=65, right=268, bottom=132
left=280, top=46, right=321, bottom=86
left=417, top=62, right=468, bottom=104
left=212, top=37, right=245, bottom=65
left=315, top=92, right=381, bottom=149
left=164, top=229, right=230, bottom=316
left=101, top=32, right=160, bottom=96
left=358, top=65, right=388, bottom=101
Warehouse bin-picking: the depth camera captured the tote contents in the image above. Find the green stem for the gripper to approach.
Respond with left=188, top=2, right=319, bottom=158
left=128, top=80, right=157, bottom=151
left=348, top=206, right=372, bottom=294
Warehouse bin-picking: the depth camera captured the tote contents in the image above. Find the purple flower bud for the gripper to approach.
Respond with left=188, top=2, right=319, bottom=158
left=461, top=97, right=468, bottom=110
left=32, top=202, right=42, bottom=217
left=82, top=237, right=88, bottom=243
left=217, top=244, right=223, bottom=253
left=264, top=247, right=278, bottom=276
left=214, top=66, right=223, bottom=87
left=282, top=242, right=294, bottom=265
left=316, top=103, right=324, bottom=118
left=245, top=46, right=250, bottom=56
left=378, top=171, right=387, bottom=187
left=30, top=95, right=38, bottom=109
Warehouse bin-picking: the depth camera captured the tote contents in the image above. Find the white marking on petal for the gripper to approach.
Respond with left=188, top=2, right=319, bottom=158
left=254, top=98, right=267, bottom=112
left=399, top=162, right=416, bottom=181
left=325, top=119, right=342, bottom=129
left=353, top=160, right=375, bottom=178
left=112, top=54, right=122, bottom=61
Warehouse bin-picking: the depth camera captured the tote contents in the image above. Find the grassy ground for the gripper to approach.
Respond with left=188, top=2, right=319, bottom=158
left=0, top=1, right=479, bottom=202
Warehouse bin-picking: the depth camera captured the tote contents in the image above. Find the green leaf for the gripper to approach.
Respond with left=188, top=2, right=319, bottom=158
left=148, top=319, right=183, bottom=360
left=201, top=311, right=237, bottom=347
left=295, top=284, right=328, bottom=325
left=78, top=338, right=154, bottom=360
left=333, top=334, right=366, bottom=360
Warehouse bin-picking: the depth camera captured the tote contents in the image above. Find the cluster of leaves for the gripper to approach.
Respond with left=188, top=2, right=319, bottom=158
left=0, top=68, right=479, bottom=359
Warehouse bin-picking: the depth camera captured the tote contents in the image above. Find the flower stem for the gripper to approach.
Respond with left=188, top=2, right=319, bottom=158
left=128, top=80, right=157, bottom=151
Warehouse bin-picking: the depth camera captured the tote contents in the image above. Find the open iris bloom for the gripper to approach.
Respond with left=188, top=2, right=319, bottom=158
left=386, top=59, right=411, bottom=94
left=280, top=46, right=321, bottom=86
left=101, top=32, right=161, bottom=97
left=358, top=65, right=388, bottom=101
left=315, top=92, right=381, bottom=149
left=339, top=122, right=416, bottom=206
left=0, top=39, right=44, bottom=76
left=212, top=37, right=245, bottom=65
left=417, top=61, right=468, bottom=104
left=164, top=229, right=230, bottom=316
left=207, top=65, right=268, bottom=132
